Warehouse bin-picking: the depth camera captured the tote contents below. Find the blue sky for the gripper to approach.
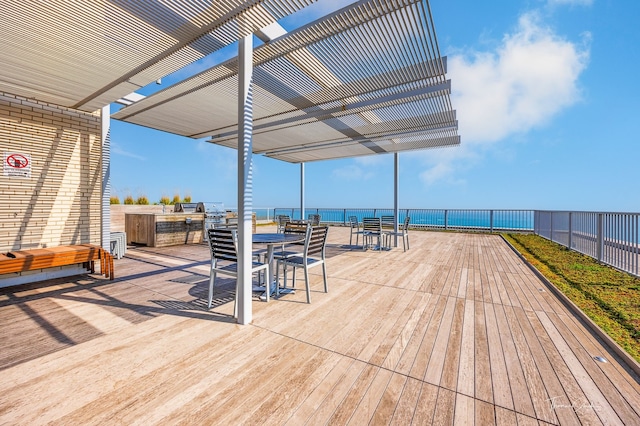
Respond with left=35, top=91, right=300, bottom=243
left=110, top=0, right=640, bottom=212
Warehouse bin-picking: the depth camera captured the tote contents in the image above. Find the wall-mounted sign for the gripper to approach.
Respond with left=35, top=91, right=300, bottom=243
left=4, top=152, right=31, bottom=178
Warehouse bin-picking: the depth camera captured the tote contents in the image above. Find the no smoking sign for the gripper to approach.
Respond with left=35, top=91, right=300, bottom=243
left=4, top=152, right=31, bottom=178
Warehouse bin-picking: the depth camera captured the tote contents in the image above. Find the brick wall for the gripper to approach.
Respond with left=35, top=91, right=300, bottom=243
left=0, top=92, right=103, bottom=252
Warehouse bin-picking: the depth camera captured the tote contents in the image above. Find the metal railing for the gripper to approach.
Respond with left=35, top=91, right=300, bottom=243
left=273, top=208, right=534, bottom=232
left=535, top=211, right=640, bottom=277
left=270, top=207, right=640, bottom=277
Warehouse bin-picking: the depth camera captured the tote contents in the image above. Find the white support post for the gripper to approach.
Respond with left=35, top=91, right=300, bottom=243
left=300, top=163, right=305, bottom=221
left=237, top=34, right=253, bottom=325
left=101, top=105, right=111, bottom=251
left=393, top=153, right=399, bottom=247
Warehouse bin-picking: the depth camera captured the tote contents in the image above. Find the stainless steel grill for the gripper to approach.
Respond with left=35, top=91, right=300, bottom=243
left=173, top=202, right=205, bottom=213
left=203, top=202, right=226, bottom=241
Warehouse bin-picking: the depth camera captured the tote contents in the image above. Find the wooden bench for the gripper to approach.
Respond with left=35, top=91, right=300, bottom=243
left=0, top=244, right=114, bottom=280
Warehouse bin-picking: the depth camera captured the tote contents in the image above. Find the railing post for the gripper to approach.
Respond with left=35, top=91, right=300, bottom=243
left=568, top=212, right=573, bottom=250
left=490, top=210, right=494, bottom=233
left=597, top=213, right=604, bottom=262
left=444, top=209, right=448, bottom=230
left=550, top=212, right=554, bottom=242
left=343, top=209, right=346, bottom=226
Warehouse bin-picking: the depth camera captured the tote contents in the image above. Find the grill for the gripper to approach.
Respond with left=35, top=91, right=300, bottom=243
left=173, top=202, right=205, bottom=213
left=203, top=202, right=226, bottom=241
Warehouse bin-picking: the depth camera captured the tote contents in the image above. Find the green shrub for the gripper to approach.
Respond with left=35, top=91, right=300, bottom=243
left=159, top=196, right=171, bottom=205
left=123, top=195, right=134, bottom=205
left=183, top=195, right=192, bottom=203
left=172, top=194, right=181, bottom=205
left=109, top=196, right=120, bottom=205
left=137, top=196, right=149, bottom=205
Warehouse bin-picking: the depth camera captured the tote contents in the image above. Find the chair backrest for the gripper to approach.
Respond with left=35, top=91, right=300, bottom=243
left=348, top=215, right=359, bottom=229
left=402, top=216, right=410, bottom=231
left=284, top=221, right=308, bottom=246
left=305, top=225, right=329, bottom=257
left=308, top=214, right=321, bottom=226
left=207, top=228, right=238, bottom=262
left=277, top=215, right=291, bottom=232
left=362, top=217, right=381, bottom=232
left=381, top=215, right=395, bottom=230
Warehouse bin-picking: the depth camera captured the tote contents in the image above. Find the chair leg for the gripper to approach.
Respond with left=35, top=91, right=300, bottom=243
left=233, top=277, right=239, bottom=318
left=322, top=262, right=328, bottom=293
left=208, top=271, right=216, bottom=309
left=304, top=266, right=311, bottom=303
left=292, top=267, right=297, bottom=289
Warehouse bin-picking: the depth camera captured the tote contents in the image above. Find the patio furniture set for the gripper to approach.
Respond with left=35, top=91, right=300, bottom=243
left=349, top=215, right=411, bottom=252
left=206, top=214, right=410, bottom=317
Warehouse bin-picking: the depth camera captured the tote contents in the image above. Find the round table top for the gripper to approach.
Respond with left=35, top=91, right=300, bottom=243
left=252, top=233, right=304, bottom=244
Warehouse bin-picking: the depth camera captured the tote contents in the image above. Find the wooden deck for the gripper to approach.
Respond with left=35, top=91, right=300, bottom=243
left=1, top=226, right=639, bottom=425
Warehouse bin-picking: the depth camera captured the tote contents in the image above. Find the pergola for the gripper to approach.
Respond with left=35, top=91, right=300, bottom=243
left=2, top=0, right=458, bottom=324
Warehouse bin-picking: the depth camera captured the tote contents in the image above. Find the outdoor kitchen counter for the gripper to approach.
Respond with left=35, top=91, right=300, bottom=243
left=125, top=213, right=204, bottom=247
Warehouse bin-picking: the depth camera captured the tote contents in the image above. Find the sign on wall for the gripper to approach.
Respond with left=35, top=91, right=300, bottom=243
left=4, top=152, right=31, bottom=178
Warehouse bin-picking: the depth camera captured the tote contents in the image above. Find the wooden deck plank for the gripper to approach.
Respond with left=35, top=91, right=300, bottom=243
left=475, top=398, right=496, bottom=425
left=454, top=393, right=476, bottom=425
left=474, top=299, right=494, bottom=405
left=388, top=376, right=422, bottom=425
left=373, top=292, right=431, bottom=368
left=440, top=298, right=466, bottom=390
left=432, top=387, right=456, bottom=425
left=326, top=364, right=382, bottom=424
left=284, top=355, right=357, bottom=425
left=424, top=297, right=457, bottom=385
left=536, top=311, right=627, bottom=425
left=526, top=310, right=603, bottom=426
left=406, top=295, right=448, bottom=380
left=393, top=293, right=441, bottom=376
left=344, top=368, right=393, bottom=425
left=546, top=311, right=640, bottom=424
left=503, top=305, right=558, bottom=424
left=369, top=371, right=406, bottom=424
left=412, top=382, right=439, bottom=424
left=303, top=359, right=368, bottom=425
left=457, top=300, right=476, bottom=397
left=512, top=307, right=581, bottom=425
left=484, top=303, right=515, bottom=410
left=493, top=303, right=537, bottom=417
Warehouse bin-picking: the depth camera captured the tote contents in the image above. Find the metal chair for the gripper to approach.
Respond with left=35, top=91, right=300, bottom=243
left=276, top=214, right=290, bottom=233
left=385, top=216, right=411, bottom=251
left=273, top=221, right=308, bottom=288
left=380, top=215, right=395, bottom=249
left=307, top=213, right=321, bottom=226
left=207, top=228, right=270, bottom=315
left=277, top=225, right=329, bottom=303
left=362, top=217, right=383, bottom=251
left=348, top=215, right=364, bottom=247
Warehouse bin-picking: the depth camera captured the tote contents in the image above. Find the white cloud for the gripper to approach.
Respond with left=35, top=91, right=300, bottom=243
left=417, top=11, right=589, bottom=186
left=111, top=141, right=146, bottom=161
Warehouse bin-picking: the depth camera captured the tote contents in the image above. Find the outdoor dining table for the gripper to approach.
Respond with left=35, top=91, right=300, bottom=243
left=252, top=233, right=305, bottom=301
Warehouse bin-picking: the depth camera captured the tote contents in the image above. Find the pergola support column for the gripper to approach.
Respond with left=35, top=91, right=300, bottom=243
left=101, top=105, right=111, bottom=251
left=394, top=153, right=399, bottom=247
left=300, top=163, right=305, bottom=221
left=237, top=34, right=253, bottom=325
